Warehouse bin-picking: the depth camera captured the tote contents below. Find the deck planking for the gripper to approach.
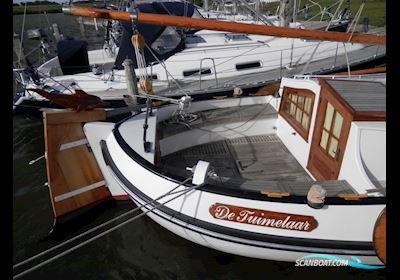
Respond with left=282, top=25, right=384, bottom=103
left=161, top=134, right=356, bottom=195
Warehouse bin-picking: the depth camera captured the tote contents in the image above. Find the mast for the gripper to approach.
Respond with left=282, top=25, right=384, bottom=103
left=279, top=0, right=295, bottom=27
left=61, top=6, right=386, bottom=45
left=204, top=0, right=209, bottom=12
left=233, top=0, right=237, bottom=15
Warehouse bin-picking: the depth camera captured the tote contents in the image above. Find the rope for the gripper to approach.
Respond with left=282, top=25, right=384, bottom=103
left=342, top=42, right=351, bottom=76
left=347, top=2, right=365, bottom=43
left=300, top=42, right=321, bottom=75
left=43, top=11, right=52, bottom=33
left=17, top=2, right=28, bottom=67
left=13, top=177, right=197, bottom=279
left=144, top=42, right=189, bottom=96
left=34, top=69, right=75, bottom=94
left=325, top=0, right=345, bottom=30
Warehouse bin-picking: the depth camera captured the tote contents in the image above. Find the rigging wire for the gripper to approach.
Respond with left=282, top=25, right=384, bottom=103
left=144, top=42, right=189, bottom=96
left=17, top=2, right=28, bottom=68
left=347, top=1, right=365, bottom=42
left=13, top=177, right=198, bottom=279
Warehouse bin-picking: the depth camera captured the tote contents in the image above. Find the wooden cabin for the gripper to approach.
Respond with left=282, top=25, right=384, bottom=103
left=276, top=76, right=386, bottom=195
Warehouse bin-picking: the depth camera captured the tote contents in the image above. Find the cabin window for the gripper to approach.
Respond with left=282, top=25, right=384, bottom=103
left=225, top=34, right=251, bottom=41
left=319, top=102, right=343, bottom=158
left=279, top=87, right=315, bottom=141
left=151, top=27, right=181, bottom=55
left=192, top=8, right=204, bottom=19
left=183, top=68, right=212, bottom=77
left=186, top=35, right=206, bottom=44
left=235, top=61, right=261, bottom=70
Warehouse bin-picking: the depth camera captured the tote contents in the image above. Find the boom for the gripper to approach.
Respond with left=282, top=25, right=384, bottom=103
left=62, top=6, right=385, bottom=45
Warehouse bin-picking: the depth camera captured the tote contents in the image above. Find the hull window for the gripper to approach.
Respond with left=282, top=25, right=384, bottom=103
left=236, top=61, right=261, bottom=70
left=183, top=68, right=212, bottom=77
left=136, top=75, right=158, bottom=81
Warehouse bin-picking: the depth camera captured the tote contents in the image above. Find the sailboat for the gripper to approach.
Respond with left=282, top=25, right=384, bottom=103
left=36, top=5, right=386, bottom=266
left=40, top=71, right=386, bottom=265
left=13, top=0, right=385, bottom=115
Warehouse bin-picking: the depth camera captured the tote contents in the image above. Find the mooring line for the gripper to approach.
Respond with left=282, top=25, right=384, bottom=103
left=13, top=177, right=195, bottom=278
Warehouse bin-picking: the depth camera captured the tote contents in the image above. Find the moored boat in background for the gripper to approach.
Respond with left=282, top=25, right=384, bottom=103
left=13, top=1, right=385, bottom=116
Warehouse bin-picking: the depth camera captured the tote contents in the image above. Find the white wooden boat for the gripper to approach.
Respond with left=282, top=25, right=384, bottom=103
left=41, top=74, right=386, bottom=265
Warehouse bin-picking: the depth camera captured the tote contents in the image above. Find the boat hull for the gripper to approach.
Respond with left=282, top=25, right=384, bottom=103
left=97, top=130, right=384, bottom=266
left=82, top=96, right=385, bottom=266
left=133, top=194, right=382, bottom=265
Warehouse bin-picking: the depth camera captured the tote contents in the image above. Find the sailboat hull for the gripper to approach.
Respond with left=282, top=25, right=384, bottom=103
left=86, top=94, right=385, bottom=266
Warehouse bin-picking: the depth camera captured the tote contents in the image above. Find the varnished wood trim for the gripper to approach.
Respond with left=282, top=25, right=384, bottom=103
left=319, top=79, right=355, bottom=117
left=373, top=208, right=386, bottom=265
left=213, top=95, right=227, bottom=100
left=353, top=111, right=386, bottom=121
left=250, top=82, right=280, bottom=96
left=319, top=79, right=386, bottom=120
left=45, top=109, right=107, bottom=125
left=66, top=7, right=386, bottom=45
left=307, top=90, right=353, bottom=180
left=260, top=191, right=290, bottom=198
left=279, top=87, right=315, bottom=142
left=337, top=194, right=369, bottom=200
left=209, top=203, right=318, bottom=232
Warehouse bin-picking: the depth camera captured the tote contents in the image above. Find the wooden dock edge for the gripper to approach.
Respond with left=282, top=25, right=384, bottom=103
left=43, top=109, right=112, bottom=220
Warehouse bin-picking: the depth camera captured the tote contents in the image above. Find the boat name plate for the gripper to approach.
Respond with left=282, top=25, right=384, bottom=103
left=209, top=203, right=318, bottom=232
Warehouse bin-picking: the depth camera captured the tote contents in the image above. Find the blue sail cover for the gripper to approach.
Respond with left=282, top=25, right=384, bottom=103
left=114, top=1, right=201, bottom=70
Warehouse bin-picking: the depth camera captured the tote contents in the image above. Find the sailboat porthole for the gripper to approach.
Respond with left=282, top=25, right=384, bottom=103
left=236, top=61, right=262, bottom=71
left=183, top=68, right=212, bottom=77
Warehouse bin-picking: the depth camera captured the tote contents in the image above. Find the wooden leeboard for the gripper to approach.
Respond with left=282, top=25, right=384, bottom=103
left=373, top=208, right=386, bottom=265
left=44, top=110, right=111, bottom=218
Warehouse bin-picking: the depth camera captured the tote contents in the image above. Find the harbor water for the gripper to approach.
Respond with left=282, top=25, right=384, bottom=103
left=13, top=13, right=385, bottom=279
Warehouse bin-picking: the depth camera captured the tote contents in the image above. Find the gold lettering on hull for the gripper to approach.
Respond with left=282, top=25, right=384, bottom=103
left=209, top=203, right=318, bottom=232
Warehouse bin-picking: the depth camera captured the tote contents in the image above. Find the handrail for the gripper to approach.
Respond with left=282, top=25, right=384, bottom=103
left=199, top=58, right=218, bottom=89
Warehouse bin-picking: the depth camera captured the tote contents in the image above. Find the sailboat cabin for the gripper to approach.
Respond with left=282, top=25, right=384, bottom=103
left=275, top=76, right=386, bottom=195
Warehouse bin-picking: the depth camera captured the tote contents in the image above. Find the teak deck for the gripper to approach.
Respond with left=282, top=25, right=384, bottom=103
left=161, top=134, right=356, bottom=195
